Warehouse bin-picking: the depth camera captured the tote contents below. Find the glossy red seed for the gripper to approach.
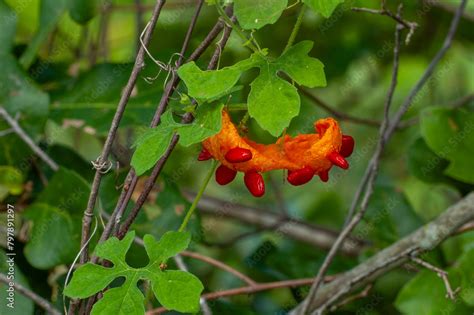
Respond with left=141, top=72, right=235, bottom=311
left=340, top=135, right=355, bottom=157
left=327, top=152, right=349, bottom=169
left=198, top=148, right=213, bottom=161
left=225, top=147, right=253, bottom=163
left=318, top=169, right=329, bottom=182
left=287, top=166, right=315, bottom=186
left=215, top=165, right=237, bottom=185
left=244, top=171, right=265, bottom=197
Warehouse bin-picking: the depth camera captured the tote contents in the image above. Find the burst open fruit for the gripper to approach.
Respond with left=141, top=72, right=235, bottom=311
left=198, top=110, right=354, bottom=197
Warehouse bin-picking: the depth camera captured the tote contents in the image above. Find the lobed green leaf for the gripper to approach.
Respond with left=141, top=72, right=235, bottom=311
left=303, top=0, right=344, bottom=18
left=234, top=0, right=288, bottom=29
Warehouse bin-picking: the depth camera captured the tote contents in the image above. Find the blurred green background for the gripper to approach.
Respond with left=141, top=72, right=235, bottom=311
left=0, top=0, right=473, bottom=314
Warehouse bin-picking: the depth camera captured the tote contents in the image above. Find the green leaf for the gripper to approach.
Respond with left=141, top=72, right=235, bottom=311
left=177, top=57, right=259, bottom=100
left=143, top=231, right=191, bottom=264
left=91, top=277, right=145, bottom=315
left=178, top=41, right=326, bottom=136
left=176, top=103, right=225, bottom=146
left=0, top=54, right=50, bottom=136
left=36, top=167, right=90, bottom=214
left=131, top=126, right=174, bottom=176
left=421, top=107, right=474, bottom=184
left=277, top=41, right=326, bottom=88
left=457, top=248, right=474, bottom=306
left=355, top=185, right=422, bottom=246
left=153, top=270, right=204, bottom=313
left=407, top=137, right=450, bottom=183
left=395, top=269, right=470, bottom=315
left=23, top=168, right=90, bottom=269
left=19, top=0, right=72, bottom=68
left=69, top=0, right=97, bottom=24
left=131, top=103, right=224, bottom=174
left=55, top=64, right=133, bottom=103
left=63, top=264, right=118, bottom=298
left=248, top=65, right=300, bottom=136
left=0, top=166, right=23, bottom=200
left=303, top=0, right=344, bottom=18
left=24, top=203, right=77, bottom=269
left=234, top=0, right=287, bottom=29
left=65, top=231, right=203, bottom=314
left=0, top=0, right=16, bottom=54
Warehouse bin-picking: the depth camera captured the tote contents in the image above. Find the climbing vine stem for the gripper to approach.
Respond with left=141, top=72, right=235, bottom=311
left=283, top=4, right=307, bottom=54
left=179, top=160, right=219, bottom=232
left=216, top=2, right=263, bottom=55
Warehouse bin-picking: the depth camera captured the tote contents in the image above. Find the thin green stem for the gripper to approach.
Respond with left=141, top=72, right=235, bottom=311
left=216, top=3, right=262, bottom=55
left=283, top=5, right=307, bottom=54
left=178, top=160, right=218, bottom=232
left=227, top=103, right=248, bottom=111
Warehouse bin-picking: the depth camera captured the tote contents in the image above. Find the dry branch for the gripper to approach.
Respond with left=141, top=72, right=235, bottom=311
left=290, top=192, right=474, bottom=314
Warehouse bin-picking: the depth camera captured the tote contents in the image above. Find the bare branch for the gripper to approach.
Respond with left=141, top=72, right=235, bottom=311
left=116, top=8, right=234, bottom=240
left=290, top=192, right=474, bottom=314
left=186, top=192, right=366, bottom=255
left=0, top=107, right=59, bottom=171
left=147, top=275, right=337, bottom=315
left=298, top=1, right=467, bottom=312
left=181, top=251, right=257, bottom=286
left=410, top=257, right=460, bottom=300
left=95, top=6, right=234, bottom=250
left=329, top=284, right=373, bottom=312
left=300, top=7, right=404, bottom=312
left=352, top=1, right=418, bottom=44
left=300, top=89, right=382, bottom=128
left=78, top=0, right=167, bottom=264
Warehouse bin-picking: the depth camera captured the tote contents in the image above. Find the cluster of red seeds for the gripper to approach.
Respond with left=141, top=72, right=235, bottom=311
left=198, top=135, right=354, bottom=197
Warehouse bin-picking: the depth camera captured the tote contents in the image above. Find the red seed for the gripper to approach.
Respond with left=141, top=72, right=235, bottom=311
left=225, top=147, right=253, bottom=163
left=244, top=171, right=265, bottom=197
left=287, top=166, right=315, bottom=186
left=327, top=152, right=349, bottom=169
left=215, top=165, right=237, bottom=185
left=340, top=135, right=354, bottom=157
left=318, top=169, right=329, bottom=182
left=198, top=148, right=213, bottom=161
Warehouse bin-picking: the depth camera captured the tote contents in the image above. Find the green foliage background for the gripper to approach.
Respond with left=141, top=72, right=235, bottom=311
left=0, top=0, right=473, bottom=314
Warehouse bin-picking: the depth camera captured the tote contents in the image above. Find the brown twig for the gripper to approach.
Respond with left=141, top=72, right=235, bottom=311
left=77, top=0, right=166, bottom=266
left=0, top=107, right=59, bottom=171
left=116, top=8, right=234, bottom=240
left=134, top=0, right=145, bottom=54
left=329, top=284, right=373, bottom=312
left=130, top=232, right=257, bottom=287
left=301, top=10, right=403, bottom=312
left=184, top=192, right=367, bottom=255
left=84, top=3, right=212, bottom=312
left=410, top=257, right=460, bottom=300
left=300, top=89, right=382, bottom=128
left=297, top=1, right=467, bottom=313
left=95, top=6, right=233, bottom=249
left=454, top=220, right=474, bottom=235
left=146, top=275, right=337, bottom=315
left=181, top=250, right=258, bottom=286
left=352, top=0, right=418, bottom=44
left=290, top=192, right=474, bottom=313
left=0, top=273, right=62, bottom=315
left=72, top=1, right=167, bottom=314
